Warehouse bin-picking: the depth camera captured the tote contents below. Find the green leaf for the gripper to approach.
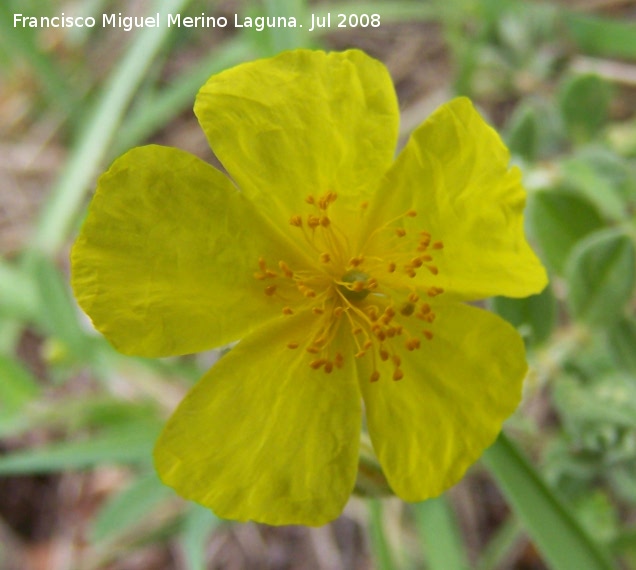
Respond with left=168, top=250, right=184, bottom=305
left=483, top=432, right=615, bottom=570
left=606, top=317, right=636, bottom=377
left=114, top=37, right=253, bottom=154
left=181, top=505, right=222, bottom=570
left=33, top=0, right=195, bottom=256
left=560, top=148, right=630, bottom=222
left=527, top=188, right=604, bottom=274
left=490, top=283, right=556, bottom=346
left=0, top=422, right=158, bottom=475
left=0, top=354, right=40, bottom=412
left=565, top=228, right=636, bottom=326
left=564, top=13, right=636, bottom=60
left=0, top=2, right=78, bottom=116
left=26, top=252, right=92, bottom=359
left=554, top=374, right=636, bottom=432
left=476, top=516, right=524, bottom=570
left=368, top=500, right=397, bottom=570
left=558, top=74, right=611, bottom=143
left=413, top=496, right=469, bottom=570
left=505, top=104, right=538, bottom=162
left=90, top=471, right=173, bottom=542
left=0, top=258, right=38, bottom=320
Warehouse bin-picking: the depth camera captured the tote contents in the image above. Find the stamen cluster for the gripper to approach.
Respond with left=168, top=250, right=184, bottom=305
left=254, top=191, right=444, bottom=382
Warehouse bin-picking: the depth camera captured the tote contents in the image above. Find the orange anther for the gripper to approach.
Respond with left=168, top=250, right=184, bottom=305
left=370, top=370, right=380, bottom=382
left=282, top=307, right=294, bottom=315
left=287, top=342, right=299, bottom=349
left=396, top=228, right=406, bottom=237
left=324, top=361, right=334, bottom=374
left=264, top=285, right=276, bottom=296
left=367, top=307, right=379, bottom=321
left=432, top=241, right=444, bottom=249
left=310, top=358, right=327, bottom=369
left=387, top=262, right=397, bottom=273
left=352, top=281, right=365, bottom=292
left=427, top=286, right=444, bottom=297
left=279, top=261, right=293, bottom=278
left=320, top=252, right=331, bottom=263
left=406, top=210, right=417, bottom=217
left=392, top=369, right=404, bottom=381
left=423, top=330, right=434, bottom=340
left=307, top=215, right=320, bottom=228
left=289, top=215, right=302, bottom=227
left=426, top=265, right=439, bottom=275
left=320, top=216, right=330, bottom=227
left=408, top=293, right=419, bottom=303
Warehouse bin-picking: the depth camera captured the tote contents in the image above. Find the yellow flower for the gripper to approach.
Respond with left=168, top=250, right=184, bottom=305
left=71, top=49, right=547, bottom=526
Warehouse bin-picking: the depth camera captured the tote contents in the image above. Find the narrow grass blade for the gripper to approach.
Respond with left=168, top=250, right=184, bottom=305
left=181, top=505, right=221, bottom=570
left=0, top=3, right=77, bottom=114
left=0, top=423, right=158, bottom=474
left=413, top=496, right=469, bottom=570
left=90, top=471, right=173, bottom=543
left=482, top=432, right=615, bottom=570
left=476, top=516, right=524, bottom=570
left=0, top=354, right=40, bottom=412
left=114, top=37, right=254, bottom=154
left=368, top=499, right=398, bottom=570
left=33, top=0, right=193, bottom=256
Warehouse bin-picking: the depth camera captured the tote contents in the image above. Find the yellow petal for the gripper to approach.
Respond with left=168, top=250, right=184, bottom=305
left=154, top=313, right=361, bottom=526
left=195, top=49, right=399, bottom=225
left=71, top=145, right=295, bottom=357
left=359, top=303, right=526, bottom=501
left=365, top=97, right=547, bottom=300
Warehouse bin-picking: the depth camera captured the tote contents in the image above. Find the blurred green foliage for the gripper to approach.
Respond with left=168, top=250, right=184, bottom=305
left=2, top=0, right=636, bottom=568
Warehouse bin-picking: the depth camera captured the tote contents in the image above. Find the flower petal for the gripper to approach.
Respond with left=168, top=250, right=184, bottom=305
left=365, top=97, right=547, bottom=300
left=154, top=313, right=361, bottom=526
left=358, top=303, right=526, bottom=501
left=71, top=145, right=296, bottom=357
left=194, top=49, right=399, bottom=224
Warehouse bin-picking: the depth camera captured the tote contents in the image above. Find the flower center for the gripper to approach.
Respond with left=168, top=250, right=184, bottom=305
left=254, top=191, right=444, bottom=382
left=339, top=270, right=371, bottom=301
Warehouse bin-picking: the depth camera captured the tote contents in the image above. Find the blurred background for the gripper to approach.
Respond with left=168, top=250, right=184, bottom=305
left=1, top=0, right=636, bottom=568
